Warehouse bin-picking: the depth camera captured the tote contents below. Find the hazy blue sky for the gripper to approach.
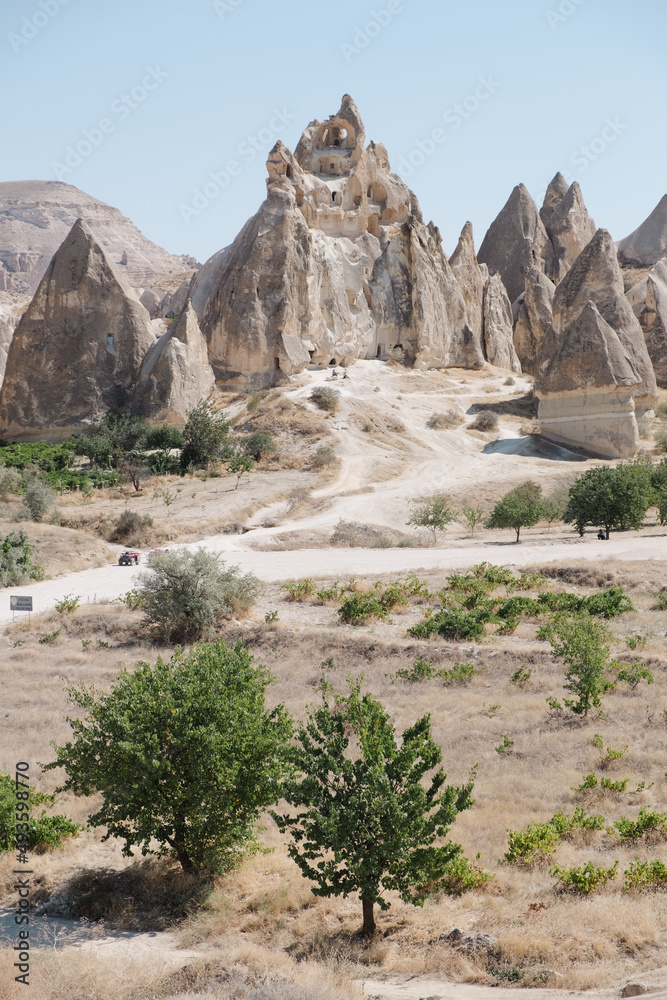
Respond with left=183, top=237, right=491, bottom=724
left=1, top=0, right=664, bottom=264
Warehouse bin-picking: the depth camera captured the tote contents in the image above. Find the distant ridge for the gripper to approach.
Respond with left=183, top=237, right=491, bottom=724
left=0, top=180, right=199, bottom=296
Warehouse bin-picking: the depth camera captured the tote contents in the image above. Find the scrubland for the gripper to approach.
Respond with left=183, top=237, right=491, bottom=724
left=1, top=557, right=667, bottom=998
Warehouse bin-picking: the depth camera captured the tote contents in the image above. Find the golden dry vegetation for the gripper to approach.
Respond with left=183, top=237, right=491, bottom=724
left=1, top=559, right=667, bottom=997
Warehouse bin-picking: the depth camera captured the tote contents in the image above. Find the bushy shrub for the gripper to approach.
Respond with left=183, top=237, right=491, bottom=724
left=505, top=807, right=605, bottom=865
left=310, top=445, right=337, bottom=469
left=470, top=410, right=499, bottom=432
left=310, top=386, right=340, bottom=413
left=181, top=399, right=230, bottom=468
left=623, top=859, right=667, bottom=891
left=611, top=807, right=667, bottom=842
left=408, top=606, right=495, bottom=641
left=0, top=774, right=79, bottom=853
left=20, top=479, right=54, bottom=521
left=281, top=579, right=316, bottom=602
left=433, top=855, right=492, bottom=896
left=654, top=430, right=667, bottom=454
left=0, top=530, right=43, bottom=587
left=549, top=860, right=618, bottom=895
left=337, top=593, right=389, bottom=625
left=0, top=466, right=22, bottom=498
left=330, top=520, right=387, bottom=547
left=242, top=432, right=277, bottom=461
left=395, top=659, right=477, bottom=685
left=109, top=510, right=153, bottom=545
left=140, top=548, right=260, bottom=644
left=427, top=410, right=464, bottom=430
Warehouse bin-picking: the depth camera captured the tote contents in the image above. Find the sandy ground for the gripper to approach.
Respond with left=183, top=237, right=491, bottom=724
left=359, top=978, right=667, bottom=1000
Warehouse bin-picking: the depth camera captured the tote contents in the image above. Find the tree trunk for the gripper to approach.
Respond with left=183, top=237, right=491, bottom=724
left=516, top=526, right=521, bottom=543
left=362, top=899, right=376, bottom=939
left=605, top=526, right=610, bottom=540
left=168, top=828, right=194, bottom=872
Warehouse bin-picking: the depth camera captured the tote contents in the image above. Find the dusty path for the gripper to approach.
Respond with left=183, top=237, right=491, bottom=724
left=359, top=977, right=667, bottom=1000
left=0, top=530, right=665, bottom=626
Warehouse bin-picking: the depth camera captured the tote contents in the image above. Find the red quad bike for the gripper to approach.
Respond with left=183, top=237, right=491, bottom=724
left=118, top=551, right=141, bottom=566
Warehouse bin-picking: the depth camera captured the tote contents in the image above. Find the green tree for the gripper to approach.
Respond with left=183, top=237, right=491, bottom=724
left=486, top=481, right=545, bottom=543
left=547, top=613, right=616, bottom=716
left=407, top=494, right=457, bottom=545
left=564, top=465, right=652, bottom=539
left=140, top=548, right=259, bottom=644
left=45, top=642, right=292, bottom=873
left=21, top=479, right=54, bottom=522
left=652, top=459, right=667, bottom=526
left=273, top=680, right=477, bottom=938
left=144, top=425, right=185, bottom=456
left=242, top=431, right=277, bottom=462
left=181, top=399, right=230, bottom=468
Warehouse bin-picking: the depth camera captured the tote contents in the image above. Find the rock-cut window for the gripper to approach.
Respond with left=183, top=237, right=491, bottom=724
left=107, top=335, right=114, bottom=345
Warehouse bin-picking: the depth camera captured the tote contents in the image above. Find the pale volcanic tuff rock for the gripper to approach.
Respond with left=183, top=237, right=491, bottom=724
left=540, top=173, right=597, bottom=283
left=626, top=259, right=667, bottom=387
left=537, top=301, right=640, bottom=459
left=550, top=228, right=658, bottom=412
left=0, top=219, right=156, bottom=441
left=513, top=267, right=556, bottom=376
left=449, top=222, right=486, bottom=368
left=478, top=184, right=554, bottom=304
left=482, top=273, right=521, bottom=373
left=618, top=194, right=667, bottom=267
left=192, top=96, right=495, bottom=384
left=131, top=301, right=215, bottom=425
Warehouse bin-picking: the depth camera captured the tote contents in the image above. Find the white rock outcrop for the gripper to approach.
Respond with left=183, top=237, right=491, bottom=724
left=191, top=96, right=508, bottom=385
left=537, top=302, right=641, bottom=459
left=618, top=194, right=667, bottom=267
left=626, top=259, right=667, bottom=387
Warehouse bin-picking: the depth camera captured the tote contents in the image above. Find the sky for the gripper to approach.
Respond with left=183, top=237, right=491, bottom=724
left=1, top=0, right=665, bottom=265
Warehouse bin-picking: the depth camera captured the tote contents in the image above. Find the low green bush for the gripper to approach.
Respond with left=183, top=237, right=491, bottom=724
left=408, top=606, right=495, bottom=641
left=337, top=593, right=388, bottom=625
left=0, top=774, right=80, bottom=853
left=623, top=859, right=667, bottom=891
left=549, top=860, right=618, bottom=895
left=433, top=855, right=492, bottom=896
left=611, top=807, right=667, bottom=842
left=505, top=807, right=605, bottom=865
left=281, top=579, right=316, bottom=602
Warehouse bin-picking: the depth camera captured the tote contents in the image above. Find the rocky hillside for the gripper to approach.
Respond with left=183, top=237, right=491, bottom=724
left=0, top=180, right=198, bottom=296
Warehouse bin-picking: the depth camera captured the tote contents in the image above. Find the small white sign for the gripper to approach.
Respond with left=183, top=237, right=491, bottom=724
left=10, top=596, right=33, bottom=612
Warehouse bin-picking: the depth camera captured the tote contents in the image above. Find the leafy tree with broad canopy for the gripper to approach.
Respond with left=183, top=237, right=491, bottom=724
left=486, top=481, right=545, bottom=543
left=272, top=680, right=477, bottom=938
left=45, top=642, right=292, bottom=874
left=181, top=398, right=230, bottom=468
left=564, top=464, right=653, bottom=539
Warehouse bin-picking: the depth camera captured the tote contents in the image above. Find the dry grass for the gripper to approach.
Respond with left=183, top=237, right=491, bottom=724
left=2, top=561, right=667, bottom=994
left=0, top=519, right=113, bottom=580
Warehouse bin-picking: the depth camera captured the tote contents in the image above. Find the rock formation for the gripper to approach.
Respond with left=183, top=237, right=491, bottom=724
left=0, top=180, right=198, bottom=297
left=618, top=194, right=667, bottom=267
left=130, top=302, right=215, bottom=426
left=625, top=259, right=667, bottom=387
left=513, top=268, right=556, bottom=376
left=478, top=184, right=553, bottom=304
left=537, top=302, right=640, bottom=459
left=549, top=229, right=658, bottom=413
left=540, top=173, right=597, bottom=282
left=483, top=273, right=521, bottom=373
left=449, top=222, right=486, bottom=367
left=0, top=219, right=156, bottom=441
left=191, top=96, right=507, bottom=385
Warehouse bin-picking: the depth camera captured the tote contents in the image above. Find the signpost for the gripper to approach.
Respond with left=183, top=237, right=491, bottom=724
left=10, top=596, right=33, bottom=622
